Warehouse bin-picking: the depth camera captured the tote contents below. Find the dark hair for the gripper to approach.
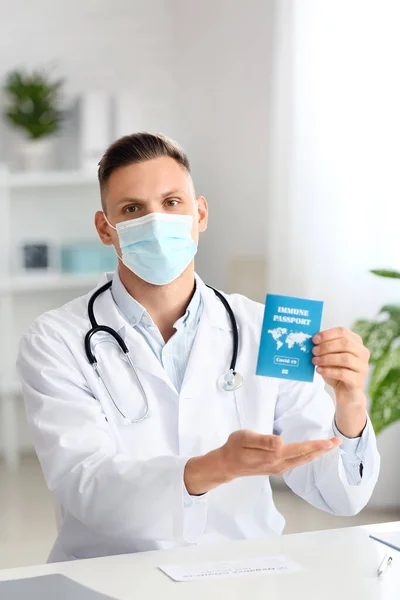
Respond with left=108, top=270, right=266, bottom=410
left=98, top=132, right=191, bottom=211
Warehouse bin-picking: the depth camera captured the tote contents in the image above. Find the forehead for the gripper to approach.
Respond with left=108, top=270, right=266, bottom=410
left=105, top=156, right=192, bottom=200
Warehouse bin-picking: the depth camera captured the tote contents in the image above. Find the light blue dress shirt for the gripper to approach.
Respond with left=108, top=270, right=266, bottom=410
left=111, top=270, right=367, bottom=486
left=111, top=270, right=203, bottom=393
left=111, top=271, right=205, bottom=507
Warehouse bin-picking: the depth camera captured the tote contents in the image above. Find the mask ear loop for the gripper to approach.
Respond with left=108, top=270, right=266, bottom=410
left=103, top=213, right=124, bottom=263
left=103, top=212, right=117, bottom=230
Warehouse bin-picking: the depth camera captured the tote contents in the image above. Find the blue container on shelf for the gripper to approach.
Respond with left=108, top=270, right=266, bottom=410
left=61, top=241, right=116, bottom=274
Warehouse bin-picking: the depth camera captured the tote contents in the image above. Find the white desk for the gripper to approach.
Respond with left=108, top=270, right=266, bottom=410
left=0, top=523, right=399, bottom=599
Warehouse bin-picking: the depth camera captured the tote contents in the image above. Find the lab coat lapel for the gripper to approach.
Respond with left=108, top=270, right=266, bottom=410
left=89, top=275, right=176, bottom=392
left=180, top=279, right=234, bottom=396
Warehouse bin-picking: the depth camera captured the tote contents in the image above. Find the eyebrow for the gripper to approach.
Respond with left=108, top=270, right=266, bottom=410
left=160, top=188, right=187, bottom=199
left=116, top=189, right=188, bottom=205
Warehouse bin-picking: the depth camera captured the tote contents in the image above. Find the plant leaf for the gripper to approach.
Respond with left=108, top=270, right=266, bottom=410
left=353, top=319, right=376, bottom=346
left=380, top=304, right=400, bottom=322
left=360, top=318, right=399, bottom=363
left=371, top=269, right=400, bottom=279
left=369, top=343, right=400, bottom=397
left=3, top=68, right=63, bottom=139
left=369, top=347, right=400, bottom=434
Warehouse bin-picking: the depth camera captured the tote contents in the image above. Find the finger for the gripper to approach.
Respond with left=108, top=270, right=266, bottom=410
left=316, top=366, right=360, bottom=385
left=241, top=431, right=284, bottom=452
left=312, top=352, right=366, bottom=373
left=281, top=437, right=341, bottom=460
left=280, top=445, right=338, bottom=473
left=313, top=327, right=357, bottom=345
left=312, top=338, right=363, bottom=358
left=352, top=331, right=364, bottom=344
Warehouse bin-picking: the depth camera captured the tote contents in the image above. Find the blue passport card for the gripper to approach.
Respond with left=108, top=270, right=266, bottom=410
left=256, top=294, right=324, bottom=382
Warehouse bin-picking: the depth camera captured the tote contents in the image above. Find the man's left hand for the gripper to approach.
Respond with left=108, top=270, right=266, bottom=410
left=312, top=327, right=369, bottom=438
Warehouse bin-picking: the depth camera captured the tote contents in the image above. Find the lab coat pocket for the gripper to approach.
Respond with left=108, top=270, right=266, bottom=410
left=233, top=377, right=279, bottom=434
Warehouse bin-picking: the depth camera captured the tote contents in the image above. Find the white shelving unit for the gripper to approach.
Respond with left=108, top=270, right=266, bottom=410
left=9, top=170, right=97, bottom=189
left=0, top=273, right=99, bottom=294
left=0, top=166, right=103, bottom=469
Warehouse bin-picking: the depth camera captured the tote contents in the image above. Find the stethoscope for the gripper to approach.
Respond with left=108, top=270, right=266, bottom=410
left=85, top=280, right=244, bottom=423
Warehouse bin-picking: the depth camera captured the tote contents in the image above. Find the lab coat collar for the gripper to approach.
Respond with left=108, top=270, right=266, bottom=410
left=92, top=271, right=233, bottom=334
left=193, top=274, right=233, bottom=332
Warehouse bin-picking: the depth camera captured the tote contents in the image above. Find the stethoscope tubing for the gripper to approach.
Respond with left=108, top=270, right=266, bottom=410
left=84, top=279, right=240, bottom=423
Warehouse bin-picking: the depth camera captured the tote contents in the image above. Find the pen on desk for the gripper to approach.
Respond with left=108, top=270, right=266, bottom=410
left=377, top=554, right=393, bottom=579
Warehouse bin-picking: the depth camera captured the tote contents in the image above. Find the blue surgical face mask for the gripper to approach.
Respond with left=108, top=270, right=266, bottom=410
left=105, top=212, right=198, bottom=285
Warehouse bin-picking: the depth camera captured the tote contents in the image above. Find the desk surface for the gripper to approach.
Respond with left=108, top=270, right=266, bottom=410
left=0, top=522, right=399, bottom=599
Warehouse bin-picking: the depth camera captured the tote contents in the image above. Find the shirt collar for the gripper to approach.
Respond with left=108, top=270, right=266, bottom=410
left=174, top=279, right=202, bottom=331
left=111, top=270, right=148, bottom=326
left=111, top=270, right=202, bottom=330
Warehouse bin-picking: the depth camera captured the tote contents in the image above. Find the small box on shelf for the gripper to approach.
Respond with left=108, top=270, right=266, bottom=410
left=60, top=242, right=116, bottom=275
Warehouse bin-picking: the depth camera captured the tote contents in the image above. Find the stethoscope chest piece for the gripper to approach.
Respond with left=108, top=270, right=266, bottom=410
left=218, top=369, right=244, bottom=392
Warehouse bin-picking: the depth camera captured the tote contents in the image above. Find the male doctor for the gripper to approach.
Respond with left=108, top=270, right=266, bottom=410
left=17, top=133, right=380, bottom=563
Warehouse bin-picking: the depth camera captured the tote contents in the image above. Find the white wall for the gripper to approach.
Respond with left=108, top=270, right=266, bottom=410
left=0, top=0, right=177, bottom=453
left=1, top=0, right=398, bottom=508
left=269, top=0, right=400, bottom=507
left=169, top=0, right=274, bottom=292
left=0, top=0, right=176, bottom=152
left=0, top=0, right=276, bottom=455
left=1, top=0, right=275, bottom=295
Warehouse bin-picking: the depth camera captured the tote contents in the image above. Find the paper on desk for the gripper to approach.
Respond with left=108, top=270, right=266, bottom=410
left=159, top=555, right=303, bottom=582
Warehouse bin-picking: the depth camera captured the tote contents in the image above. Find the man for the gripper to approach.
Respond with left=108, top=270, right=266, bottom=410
left=17, top=133, right=380, bottom=563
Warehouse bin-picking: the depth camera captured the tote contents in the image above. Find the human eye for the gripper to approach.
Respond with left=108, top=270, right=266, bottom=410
left=123, top=205, right=140, bottom=214
left=165, top=199, right=180, bottom=207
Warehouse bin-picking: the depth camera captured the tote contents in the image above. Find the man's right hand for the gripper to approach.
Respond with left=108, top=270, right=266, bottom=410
left=184, top=430, right=342, bottom=496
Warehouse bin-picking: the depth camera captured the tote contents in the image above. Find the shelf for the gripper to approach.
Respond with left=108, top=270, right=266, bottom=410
left=8, top=170, right=98, bottom=189
left=0, top=273, right=100, bottom=293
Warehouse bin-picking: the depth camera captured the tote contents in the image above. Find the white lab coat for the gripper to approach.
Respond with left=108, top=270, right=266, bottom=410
left=17, top=273, right=380, bottom=563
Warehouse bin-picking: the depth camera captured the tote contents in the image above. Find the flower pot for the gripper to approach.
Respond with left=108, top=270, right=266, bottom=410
left=18, top=137, right=54, bottom=172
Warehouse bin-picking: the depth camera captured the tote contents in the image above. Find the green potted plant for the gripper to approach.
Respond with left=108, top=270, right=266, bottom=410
left=353, top=269, right=400, bottom=434
left=3, top=68, right=64, bottom=171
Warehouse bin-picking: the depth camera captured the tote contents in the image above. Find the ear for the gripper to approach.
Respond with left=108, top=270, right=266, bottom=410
left=95, top=211, right=114, bottom=246
left=196, top=196, right=208, bottom=233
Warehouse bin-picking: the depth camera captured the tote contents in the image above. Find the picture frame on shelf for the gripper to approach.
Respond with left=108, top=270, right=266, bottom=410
left=19, top=240, right=60, bottom=273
